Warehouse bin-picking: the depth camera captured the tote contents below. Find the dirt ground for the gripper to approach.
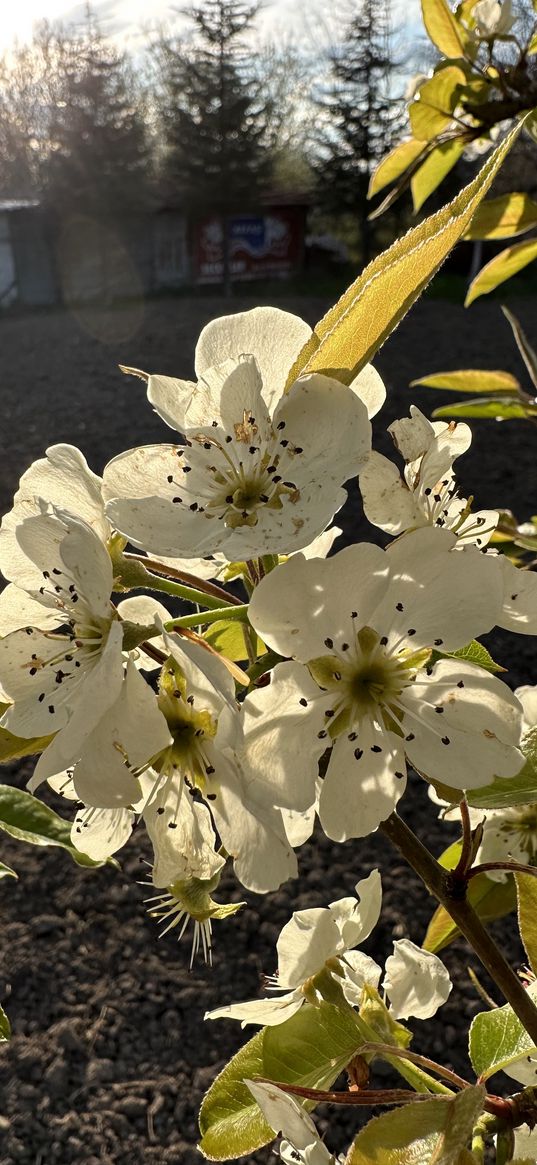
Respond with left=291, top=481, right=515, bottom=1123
left=0, top=290, right=536, bottom=1164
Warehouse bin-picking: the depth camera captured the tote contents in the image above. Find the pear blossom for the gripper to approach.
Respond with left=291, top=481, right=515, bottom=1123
left=243, top=528, right=523, bottom=842
left=102, top=307, right=382, bottom=561
left=510, top=1122, right=537, bottom=1162
left=359, top=406, right=498, bottom=547
left=48, top=768, right=143, bottom=861
left=206, top=870, right=452, bottom=1026
left=0, top=445, right=110, bottom=634
left=205, top=870, right=383, bottom=1027
left=0, top=507, right=126, bottom=787
left=474, top=0, right=515, bottom=38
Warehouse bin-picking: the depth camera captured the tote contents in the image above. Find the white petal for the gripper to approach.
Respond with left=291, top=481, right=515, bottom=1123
left=516, top=685, right=537, bottom=731
left=495, top=555, right=537, bottom=635
left=374, top=528, right=504, bottom=652
left=349, top=363, right=386, bottom=419
left=359, top=452, right=423, bottom=535
left=512, top=1123, right=537, bottom=1159
left=276, top=907, right=342, bottom=988
left=205, top=990, right=303, bottom=1028
left=282, top=803, right=316, bottom=848
left=72, top=660, right=172, bottom=807
left=241, top=662, right=326, bottom=811
left=389, top=407, right=436, bottom=462
left=144, top=775, right=224, bottom=887
left=147, top=373, right=197, bottom=431
left=0, top=584, right=61, bottom=635
left=28, top=622, right=125, bottom=789
left=318, top=719, right=406, bottom=842
left=244, top=1080, right=320, bottom=1151
left=341, top=949, right=383, bottom=1005
left=272, top=372, right=371, bottom=481
left=72, top=805, right=134, bottom=860
left=162, top=627, right=237, bottom=722
left=248, top=544, right=389, bottom=661
left=208, top=749, right=297, bottom=893
left=184, top=356, right=271, bottom=440
left=330, top=869, right=382, bottom=948
left=195, top=306, right=312, bottom=414
left=384, top=939, right=452, bottom=1020
left=402, top=659, right=524, bottom=790
left=298, top=526, right=342, bottom=560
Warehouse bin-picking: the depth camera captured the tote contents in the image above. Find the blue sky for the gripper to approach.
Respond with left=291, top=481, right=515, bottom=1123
left=0, top=0, right=423, bottom=52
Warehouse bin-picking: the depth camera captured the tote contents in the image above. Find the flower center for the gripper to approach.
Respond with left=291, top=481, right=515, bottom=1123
left=308, top=626, right=430, bottom=737
left=155, top=661, right=217, bottom=787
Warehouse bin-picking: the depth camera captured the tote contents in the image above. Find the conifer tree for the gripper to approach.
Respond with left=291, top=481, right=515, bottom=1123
left=315, top=0, right=400, bottom=265
left=158, top=0, right=269, bottom=294
left=43, top=12, right=151, bottom=216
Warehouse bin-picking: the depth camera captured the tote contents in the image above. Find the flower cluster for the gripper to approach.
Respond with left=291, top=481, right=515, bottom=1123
left=0, top=302, right=535, bottom=980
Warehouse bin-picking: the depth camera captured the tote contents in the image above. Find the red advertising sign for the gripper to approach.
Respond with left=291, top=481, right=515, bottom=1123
left=194, top=207, right=304, bottom=283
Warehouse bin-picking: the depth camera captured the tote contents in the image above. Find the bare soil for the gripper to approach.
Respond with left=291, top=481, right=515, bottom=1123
left=0, top=292, right=536, bottom=1164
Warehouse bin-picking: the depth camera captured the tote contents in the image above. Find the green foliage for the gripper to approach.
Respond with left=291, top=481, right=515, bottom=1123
left=368, top=138, right=426, bottom=199
left=465, top=239, right=537, bottom=306
left=199, top=1001, right=366, bottom=1159
left=446, top=641, right=505, bottom=674
left=286, top=121, right=523, bottom=388
left=432, top=398, right=530, bottom=421
left=0, top=1003, right=10, bottom=1042
left=409, top=66, right=467, bottom=142
left=465, top=194, right=537, bottom=241
left=420, top=0, right=469, bottom=57
left=0, top=859, right=17, bottom=879
left=515, top=873, right=537, bottom=976
left=0, top=785, right=105, bottom=869
left=346, top=1086, right=485, bottom=1164
left=469, top=983, right=537, bottom=1080
left=204, top=619, right=266, bottom=663
left=411, top=139, right=465, bottom=212
left=424, top=853, right=517, bottom=955
left=410, top=369, right=521, bottom=394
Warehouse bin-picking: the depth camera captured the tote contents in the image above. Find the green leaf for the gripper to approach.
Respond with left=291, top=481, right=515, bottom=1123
left=447, top=640, right=506, bottom=674
left=199, top=1001, right=365, bottom=1160
left=285, top=120, right=524, bottom=388
left=469, top=982, right=537, bottom=1080
left=0, top=785, right=105, bottom=869
left=409, top=66, right=467, bottom=142
left=0, top=702, right=54, bottom=765
left=466, top=728, right=537, bottom=810
left=465, top=193, right=537, bottom=241
left=410, top=368, right=521, bottom=394
left=369, top=138, right=426, bottom=199
left=465, top=239, right=537, bottom=306
left=421, top=0, right=469, bottom=57
left=347, top=1086, right=485, bottom=1165
left=0, top=859, right=17, bottom=879
left=516, top=873, right=537, bottom=977
left=411, top=138, right=466, bottom=212
left=204, top=619, right=266, bottom=663
left=432, top=396, right=529, bottom=420
left=0, top=1003, right=10, bottom=1042
left=423, top=875, right=517, bottom=954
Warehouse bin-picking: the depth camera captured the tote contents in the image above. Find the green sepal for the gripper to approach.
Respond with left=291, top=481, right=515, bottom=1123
left=0, top=784, right=108, bottom=869
left=432, top=640, right=505, bottom=675
left=346, top=1085, right=486, bottom=1164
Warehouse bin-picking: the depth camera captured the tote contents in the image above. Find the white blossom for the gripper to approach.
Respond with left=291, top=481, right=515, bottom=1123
left=382, top=939, right=452, bottom=1020
left=205, top=870, right=383, bottom=1027
left=102, top=307, right=380, bottom=560
left=243, top=529, right=523, bottom=842
left=359, top=406, right=498, bottom=546
left=0, top=507, right=125, bottom=788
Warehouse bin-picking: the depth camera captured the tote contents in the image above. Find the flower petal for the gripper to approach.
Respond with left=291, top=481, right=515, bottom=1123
left=360, top=452, right=423, bottom=535
left=276, top=907, right=342, bottom=987
left=331, top=868, right=382, bottom=947
left=318, top=718, right=407, bottom=842
left=349, top=363, right=386, bottom=419
left=272, top=372, right=371, bottom=482
left=205, top=990, right=303, bottom=1028
left=195, top=306, right=312, bottom=413
left=72, top=805, right=134, bottom=860
left=402, top=658, right=524, bottom=789
left=144, top=775, right=224, bottom=887
left=383, top=939, right=452, bottom=1020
